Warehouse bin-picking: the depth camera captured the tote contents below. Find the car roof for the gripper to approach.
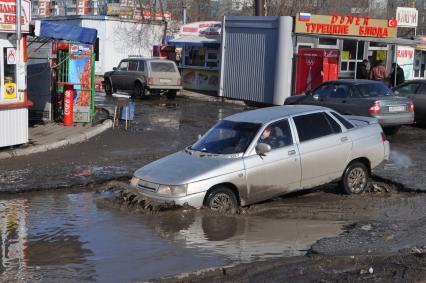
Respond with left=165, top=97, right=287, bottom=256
left=122, top=57, right=174, bottom=63
left=225, top=105, right=329, bottom=124
left=325, top=79, right=384, bottom=85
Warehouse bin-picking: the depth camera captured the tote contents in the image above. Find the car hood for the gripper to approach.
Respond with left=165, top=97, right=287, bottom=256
left=133, top=150, right=244, bottom=185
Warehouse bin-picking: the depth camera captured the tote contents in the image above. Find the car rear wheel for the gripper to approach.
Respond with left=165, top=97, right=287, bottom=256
left=205, top=186, right=238, bottom=212
left=341, top=161, right=369, bottom=195
left=105, top=80, right=113, bottom=96
left=134, top=82, right=146, bottom=98
left=166, top=90, right=177, bottom=100
left=383, top=126, right=401, bottom=135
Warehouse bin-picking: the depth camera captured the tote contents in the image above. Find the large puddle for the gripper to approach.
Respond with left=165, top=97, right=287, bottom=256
left=0, top=190, right=344, bottom=282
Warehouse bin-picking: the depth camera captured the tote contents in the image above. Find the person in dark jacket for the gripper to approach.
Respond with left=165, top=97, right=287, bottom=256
left=356, top=59, right=369, bottom=79
left=389, top=63, right=405, bottom=88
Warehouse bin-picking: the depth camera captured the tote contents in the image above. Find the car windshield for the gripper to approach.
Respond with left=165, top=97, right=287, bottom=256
left=150, top=62, right=176, bottom=73
left=357, top=83, right=394, bottom=97
left=190, top=120, right=261, bottom=154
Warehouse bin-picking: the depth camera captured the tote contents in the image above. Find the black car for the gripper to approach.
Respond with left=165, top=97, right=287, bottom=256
left=393, top=80, right=426, bottom=125
left=285, top=80, right=414, bottom=135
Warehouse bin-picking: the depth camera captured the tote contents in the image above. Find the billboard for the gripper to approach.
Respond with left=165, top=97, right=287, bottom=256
left=295, top=13, right=397, bottom=38
left=396, top=7, right=418, bottom=28
left=0, top=0, right=31, bottom=33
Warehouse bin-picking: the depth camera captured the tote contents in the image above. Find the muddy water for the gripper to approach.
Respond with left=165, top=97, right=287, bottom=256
left=0, top=190, right=344, bottom=282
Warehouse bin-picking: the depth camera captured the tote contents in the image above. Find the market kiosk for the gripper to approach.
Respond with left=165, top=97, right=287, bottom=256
left=169, top=21, right=221, bottom=92
left=0, top=0, right=32, bottom=147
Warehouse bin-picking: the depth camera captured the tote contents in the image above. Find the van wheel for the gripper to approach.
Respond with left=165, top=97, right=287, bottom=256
left=166, top=90, right=177, bottom=100
left=341, top=161, right=369, bottom=194
left=105, top=80, right=113, bottom=96
left=134, top=82, right=145, bottom=98
left=205, top=186, right=238, bottom=213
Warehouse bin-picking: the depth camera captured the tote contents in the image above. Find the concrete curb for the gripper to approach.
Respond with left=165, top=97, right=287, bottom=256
left=0, top=119, right=113, bottom=160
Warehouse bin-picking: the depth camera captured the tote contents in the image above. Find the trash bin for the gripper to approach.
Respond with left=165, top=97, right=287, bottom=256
left=120, top=101, right=135, bottom=120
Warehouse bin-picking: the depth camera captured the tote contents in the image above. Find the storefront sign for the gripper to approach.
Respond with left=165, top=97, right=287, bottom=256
left=396, top=46, right=414, bottom=80
left=70, top=44, right=92, bottom=55
left=3, top=82, right=16, bottom=99
left=181, top=21, right=221, bottom=37
left=295, top=13, right=397, bottom=38
left=0, top=0, right=31, bottom=33
left=396, top=7, right=418, bottom=28
left=6, top=48, right=15, bottom=64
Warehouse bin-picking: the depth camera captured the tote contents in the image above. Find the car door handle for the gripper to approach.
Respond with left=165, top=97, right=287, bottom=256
left=341, top=136, right=349, bottom=142
left=288, top=150, right=297, bottom=156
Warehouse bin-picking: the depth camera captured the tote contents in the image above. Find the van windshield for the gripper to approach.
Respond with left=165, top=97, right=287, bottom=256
left=191, top=120, right=261, bottom=154
left=150, top=62, right=176, bottom=73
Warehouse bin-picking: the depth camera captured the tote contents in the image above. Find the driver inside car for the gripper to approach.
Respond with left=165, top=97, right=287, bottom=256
left=258, top=126, right=284, bottom=149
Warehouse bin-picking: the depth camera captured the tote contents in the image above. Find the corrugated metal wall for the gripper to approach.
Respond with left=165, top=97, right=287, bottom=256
left=220, top=16, right=293, bottom=105
left=0, top=108, right=28, bottom=147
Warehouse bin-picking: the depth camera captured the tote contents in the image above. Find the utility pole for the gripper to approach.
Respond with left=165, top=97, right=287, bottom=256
left=254, top=0, right=264, bottom=16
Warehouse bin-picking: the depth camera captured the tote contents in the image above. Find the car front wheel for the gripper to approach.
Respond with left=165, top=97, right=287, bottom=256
left=341, top=161, right=369, bottom=194
left=205, top=186, right=238, bottom=212
left=105, top=80, right=113, bottom=96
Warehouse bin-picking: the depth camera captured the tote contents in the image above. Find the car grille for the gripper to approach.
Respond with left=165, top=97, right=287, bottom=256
left=137, top=180, right=158, bottom=192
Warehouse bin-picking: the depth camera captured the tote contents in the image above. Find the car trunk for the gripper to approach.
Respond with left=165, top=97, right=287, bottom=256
left=148, top=61, right=180, bottom=86
left=377, top=96, right=411, bottom=115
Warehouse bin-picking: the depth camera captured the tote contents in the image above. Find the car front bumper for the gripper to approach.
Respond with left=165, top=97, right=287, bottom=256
left=131, top=184, right=206, bottom=208
left=374, top=112, right=414, bottom=126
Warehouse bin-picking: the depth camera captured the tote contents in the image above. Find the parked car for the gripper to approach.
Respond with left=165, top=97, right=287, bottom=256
left=285, top=80, right=414, bottom=135
left=103, top=58, right=182, bottom=100
left=130, top=105, right=390, bottom=212
left=393, top=80, right=426, bottom=125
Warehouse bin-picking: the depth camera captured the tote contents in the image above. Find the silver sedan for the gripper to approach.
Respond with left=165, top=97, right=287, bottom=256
left=130, top=105, right=389, bottom=211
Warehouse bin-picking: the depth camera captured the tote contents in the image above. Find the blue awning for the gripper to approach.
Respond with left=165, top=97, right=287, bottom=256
left=35, top=21, right=97, bottom=44
left=168, top=35, right=221, bottom=47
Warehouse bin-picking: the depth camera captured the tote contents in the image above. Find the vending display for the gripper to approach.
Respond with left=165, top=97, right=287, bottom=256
left=295, top=48, right=339, bottom=95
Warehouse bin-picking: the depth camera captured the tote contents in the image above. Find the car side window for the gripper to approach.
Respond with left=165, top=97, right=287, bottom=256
left=128, top=60, right=138, bottom=71
left=293, top=112, right=336, bottom=142
left=395, top=83, right=420, bottom=94
left=138, top=61, right=145, bottom=72
left=118, top=61, right=128, bottom=71
left=258, top=119, right=293, bottom=150
left=324, top=113, right=342, bottom=133
left=330, top=111, right=354, bottom=129
left=312, top=84, right=334, bottom=98
left=330, top=84, right=349, bottom=99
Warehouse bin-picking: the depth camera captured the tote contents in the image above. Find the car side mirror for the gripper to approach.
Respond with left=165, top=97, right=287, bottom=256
left=394, top=90, right=400, bottom=95
left=313, top=94, right=320, bottom=100
left=255, top=143, right=271, bottom=155
left=197, top=134, right=202, bottom=140
left=113, top=67, right=117, bottom=71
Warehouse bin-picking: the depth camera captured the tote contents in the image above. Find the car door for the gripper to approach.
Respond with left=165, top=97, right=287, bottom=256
left=125, top=60, right=139, bottom=90
left=243, top=119, right=302, bottom=204
left=292, top=111, right=352, bottom=189
left=414, top=83, right=426, bottom=123
left=325, top=83, right=353, bottom=114
left=309, top=83, right=334, bottom=106
left=112, top=60, right=129, bottom=89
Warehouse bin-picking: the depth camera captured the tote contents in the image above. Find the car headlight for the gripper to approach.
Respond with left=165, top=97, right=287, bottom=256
left=130, top=176, right=139, bottom=187
left=157, top=184, right=187, bottom=197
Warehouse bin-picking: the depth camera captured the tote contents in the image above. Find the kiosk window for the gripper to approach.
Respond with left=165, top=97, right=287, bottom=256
left=3, top=47, right=17, bottom=100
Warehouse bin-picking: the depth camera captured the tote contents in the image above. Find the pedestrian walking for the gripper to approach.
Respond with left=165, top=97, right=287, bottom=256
left=369, top=60, right=387, bottom=81
left=356, top=59, right=369, bottom=79
left=389, top=63, right=405, bottom=88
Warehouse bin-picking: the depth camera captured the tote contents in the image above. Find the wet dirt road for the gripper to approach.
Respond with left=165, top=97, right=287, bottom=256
left=1, top=93, right=426, bottom=281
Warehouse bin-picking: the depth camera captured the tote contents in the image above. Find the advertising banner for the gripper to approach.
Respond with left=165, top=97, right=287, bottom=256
left=183, top=68, right=219, bottom=92
left=396, top=7, right=418, bottom=28
left=295, top=13, right=397, bottom=38
left=68, top=45, right=93, bottom=122
left=0, top=0, right=31, bottom=33
left=396, top=46, right=415, bottom=80
left=181, top=21, right=221, bottom=37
